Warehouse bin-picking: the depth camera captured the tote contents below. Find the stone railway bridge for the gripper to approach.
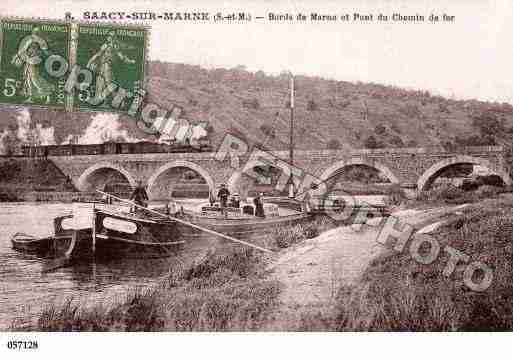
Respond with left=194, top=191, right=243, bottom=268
left=49, top=145, right=512, bottom=200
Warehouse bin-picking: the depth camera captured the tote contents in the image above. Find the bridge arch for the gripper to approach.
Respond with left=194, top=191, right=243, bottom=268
left=417, top=155, right=512, bottom=192
left=227, top=159, right=302, bottom=197
left=147, top=160, right=215, bottom=199
left=319, top=158, right=400, bottom=185
left=77, top=162, right=137, bottom=192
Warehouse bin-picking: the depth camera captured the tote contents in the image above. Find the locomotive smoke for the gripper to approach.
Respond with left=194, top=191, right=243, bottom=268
left=0, top=108, right=57, bottom=154
left=154, top=116, right=208, bottom=143
left=76, top=113, right=141, bottom=145
left=15, top=108, right=32, bottom=143
left=0, top=130, right=10, bottom=154
left=0, top=108, right=211, bottom=155
left=16, top=108, right=56, bottom=146
left=74, top=113, right=208, bottom=145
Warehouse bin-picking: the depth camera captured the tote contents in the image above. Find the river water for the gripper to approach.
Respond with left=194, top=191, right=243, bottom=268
left=0, top=201, right=206, bottom=330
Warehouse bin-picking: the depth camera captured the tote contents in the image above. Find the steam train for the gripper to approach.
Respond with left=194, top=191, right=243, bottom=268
left=21, top=138, right=212, bottom=157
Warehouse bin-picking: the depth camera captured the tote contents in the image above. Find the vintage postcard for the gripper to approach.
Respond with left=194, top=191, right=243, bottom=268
left=0, top=0, right=511, bottom=358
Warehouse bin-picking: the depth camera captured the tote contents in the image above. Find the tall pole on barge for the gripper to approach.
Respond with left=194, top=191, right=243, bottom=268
left=288, top=74, right=295, bottom=198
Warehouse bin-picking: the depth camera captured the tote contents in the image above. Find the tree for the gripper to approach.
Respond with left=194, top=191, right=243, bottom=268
left=341, top=165, right=383, bottom=183
left=0, top=129, right=19, bottom=156
left=472, top=112, right=504, bottom=138
left=456, top=135, right=496, bottom=147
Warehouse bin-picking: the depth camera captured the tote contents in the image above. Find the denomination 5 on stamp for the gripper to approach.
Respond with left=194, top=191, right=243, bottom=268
left=75, top=23, right=148, bottom=113
left=0, top=19, right=71, bottom=109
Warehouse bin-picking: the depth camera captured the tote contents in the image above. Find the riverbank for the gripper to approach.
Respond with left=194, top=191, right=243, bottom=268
left=265, top=205, right=456, bottom=330
left=280, top=196, right=513, bottom=331
left=0, top=158, right=76, bottom=202
left=12, top=194, right=513, bottom=331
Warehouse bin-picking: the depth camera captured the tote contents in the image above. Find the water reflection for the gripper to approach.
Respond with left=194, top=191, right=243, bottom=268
left=0, top=202, right=191, bottom=329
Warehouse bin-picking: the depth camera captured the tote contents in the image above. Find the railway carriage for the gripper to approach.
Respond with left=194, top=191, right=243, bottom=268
left=21, top=138, right=212, bottom=157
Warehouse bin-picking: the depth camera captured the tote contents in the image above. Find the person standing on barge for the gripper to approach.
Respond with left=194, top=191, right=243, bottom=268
left=217, top=184, right=230, bottom=208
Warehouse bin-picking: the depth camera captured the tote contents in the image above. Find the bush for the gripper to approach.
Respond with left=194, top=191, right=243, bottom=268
left=300, top=221, right=321, bottom=239
left=264, top=218, right=336, bottom=249
left=272, top=225, right=307, bottom=249
left=475, top=175, right=504, bottom=187
left=417, top=182, right=505, bottom=205
left=416, top=183, right=461, bottom=202
left=184, top=247, right=261, bottom=281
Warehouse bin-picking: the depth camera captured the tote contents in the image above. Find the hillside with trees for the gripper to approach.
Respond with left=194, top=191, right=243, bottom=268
left=2, top=61, right=513, bottom=154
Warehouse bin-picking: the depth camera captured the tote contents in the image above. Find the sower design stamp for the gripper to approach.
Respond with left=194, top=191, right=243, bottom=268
left=0, top=19, right=71, bottom=109
left=75, top=23, right=148, bottom=113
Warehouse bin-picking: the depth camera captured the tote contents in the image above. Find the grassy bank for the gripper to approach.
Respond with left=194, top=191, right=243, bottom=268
left=414, top=183, right=508, bottom=206
left=265, top=216, right=337, bottom=249
left=301, top=197, right=513, bottom=331
left=25, top=248, right=279, bottom=331
left=0, top=158, right=76, bottom=202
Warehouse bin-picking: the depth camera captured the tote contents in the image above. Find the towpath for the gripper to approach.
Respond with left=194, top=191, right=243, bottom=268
left=267, top=205, right=467, bottom=329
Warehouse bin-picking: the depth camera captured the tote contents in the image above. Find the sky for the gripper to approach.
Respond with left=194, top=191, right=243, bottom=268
left=1, top=0, right=513, bottom=103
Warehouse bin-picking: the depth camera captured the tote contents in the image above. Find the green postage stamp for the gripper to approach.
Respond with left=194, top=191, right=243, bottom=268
left=0, top=18, right=148, bottom=113
left=75, top=23, right=148, bottom=113
left=0, top=19, right=71, bottom=110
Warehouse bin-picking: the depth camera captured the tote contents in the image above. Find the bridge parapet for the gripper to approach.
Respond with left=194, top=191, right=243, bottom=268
left=46, top=145, right=510, bottom=199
